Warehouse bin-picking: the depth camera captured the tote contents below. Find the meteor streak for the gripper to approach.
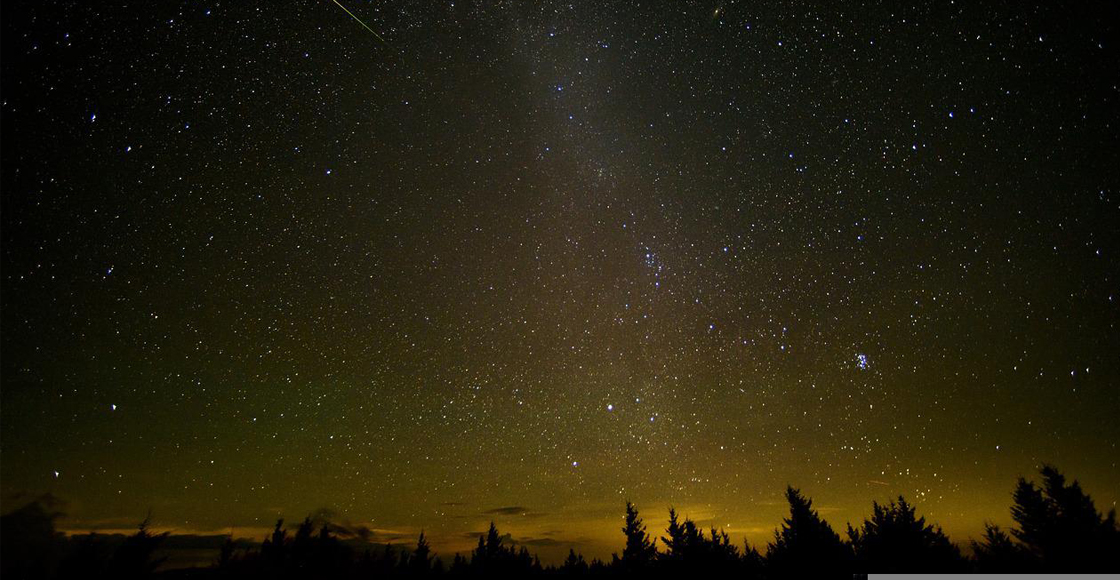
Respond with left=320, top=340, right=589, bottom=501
left=330, top=0, right=388, bottom=45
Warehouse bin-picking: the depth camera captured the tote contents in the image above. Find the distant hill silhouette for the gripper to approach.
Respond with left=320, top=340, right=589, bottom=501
left=2, top=465, right=1116, bottom=578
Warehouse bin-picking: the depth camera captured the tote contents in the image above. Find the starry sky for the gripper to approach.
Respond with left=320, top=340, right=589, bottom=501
left=2, top=0, right=1118, bottom=563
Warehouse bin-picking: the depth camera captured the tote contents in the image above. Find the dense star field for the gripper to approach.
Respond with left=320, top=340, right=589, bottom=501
left=2, top=0, right=1118, bottom=564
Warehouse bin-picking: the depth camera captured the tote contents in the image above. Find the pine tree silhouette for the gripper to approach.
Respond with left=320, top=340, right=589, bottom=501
left=655, top=507, right=746, bottom=575
left=449, top=552, right=469, bottom=575
left=971, top=522, right=1030, bottom=572
left=847, top=496, right=965, bottom=572
left=766, top=486, right=852, bottom=577
left=216, top=533, right=236, bottom=570
left=659, top=507, right=685, bottom=563
left=484, top=521, right=502, bottom=561
left=1009, top=464, right=1119, bottom=572
left=379, top=542, right=400, bottom=577
left=559, top=548, right=588, bottom=576
left=409, top=531, right=432, bottom=576
left=472, top=534, right=487, bottom=568
left=314, top=522, right=350, bottom=576
left=619, top=502, right=657, bottom=571
left=742, top=539, right=766, bottom=577
left=705, top=526, right=742, bottom=573
left=260, top=518, right=287, bottom=568
left=466, top=521, right=536, bottom=577
left=9, top=465, right=1119, bottom=577
left=679, top=518, right=704, bottom=560
left=0, top=495, right=68, bottom=580
left=104, top=515, right=169, bottom=580
left=288, top=516, right=316, bottom=572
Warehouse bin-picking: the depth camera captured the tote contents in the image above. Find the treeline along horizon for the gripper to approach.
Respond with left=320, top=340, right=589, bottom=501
left=2, top=464, right=1117, bottom=578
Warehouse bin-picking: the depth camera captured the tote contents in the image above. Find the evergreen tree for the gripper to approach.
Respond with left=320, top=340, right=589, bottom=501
left=410, top=531, right=432, bottom=575
left=1009, top=464, right=1119, bottom=571
left=706, top=527, right=740, bottom=570
left=471, top=521, right=533, bottom=575
left=313, top=523, right=350, bottom=576
left=216, top=533, right=236, bottom=570
left=620, top=502, right=657, bottom=570
left=104, top=515, right=169, bottom=580
left=847, top=496, right=965, bottom=572
left=766, top=486, right=851, bottom=577
left=0, top=495, right=67, bottom=580
left=450, top=552, right=469, bottom=575
left=679, top=518, right=703, bottom=559
left=972, top=523, right=1031, bottom=573
left=289, top=516, right=316, bottom=571
left=382, top=542, right=398, bottom=575
left=484, top=521, right=503, bottom=560
left=660, top=507, right=685, bottom=562
left=560, top=548, right=588, bottom=575
left=743, top=540, right=766, bottom=577
left=516, top=545, right=535, bottom=571
left=473, top=535, right=487, bottom=561
left=260, top=518, right=287, bottom=566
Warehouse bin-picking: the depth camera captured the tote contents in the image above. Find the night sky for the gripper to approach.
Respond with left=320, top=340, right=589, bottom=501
left=2, top=0, right=1118, bottom=563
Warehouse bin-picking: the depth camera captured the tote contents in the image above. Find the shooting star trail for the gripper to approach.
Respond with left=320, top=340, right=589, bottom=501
left=331, top=0, right=388, bottom=45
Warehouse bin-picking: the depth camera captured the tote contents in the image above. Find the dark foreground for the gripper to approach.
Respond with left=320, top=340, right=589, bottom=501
left=3, top=465, right=1117, bottom=579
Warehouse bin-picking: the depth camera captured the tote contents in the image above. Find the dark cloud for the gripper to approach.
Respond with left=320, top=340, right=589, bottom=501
left=459, top=530, right=517, bottom=545
left=517, top=537, right=567, bottom=547
left=483, top=506, right=529, bottom=516
left=1, top=492, right=67, bottom=518
left=297, top=509, right=410, bottom=545
left=480, top=506, right=548, bottom=519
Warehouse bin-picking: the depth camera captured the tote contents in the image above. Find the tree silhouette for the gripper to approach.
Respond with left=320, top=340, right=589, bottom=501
left=704, top=526, right=742, bottom=573
left=466, top=521, right=536, bottom=576
left=971, top=522, right=1031, bottom=572
left=378, top=542, right=400, bottom=577
left=559, top=548, right=588, bottom=576
left=655, top=507, right=745, bottom=575
left=410, top=531, right=432, bottom=576
left=449, top=552, right=469, bottom=575
left=260, top=518, right=288, bottom=568
left=288, top=516, right=316, bottom=572
left=315, top=523, right=350, bottom=575
left=1008, top=464, right=1119, bottom=572
left=766, top=486, right=852, bottom=577
left=742, top=539, right=765, bottom=577
left=619, top=501, right=657, bottom=571
left=847, top=496, right=965, bottom=572
left=0, top=495, right=67, bottom=580
left=469, top=521, right=504, bottom=573
left=678, top=518, right=704, bottom=561
left=103, top=515, right=169, bottom=580
left=215, top=533, right=236, bottom=570
left=659, top=507, right=685, bottom=563
left=6, top=465, right=1120, bottom=577
left=472, top=534, right=487, bottom=570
